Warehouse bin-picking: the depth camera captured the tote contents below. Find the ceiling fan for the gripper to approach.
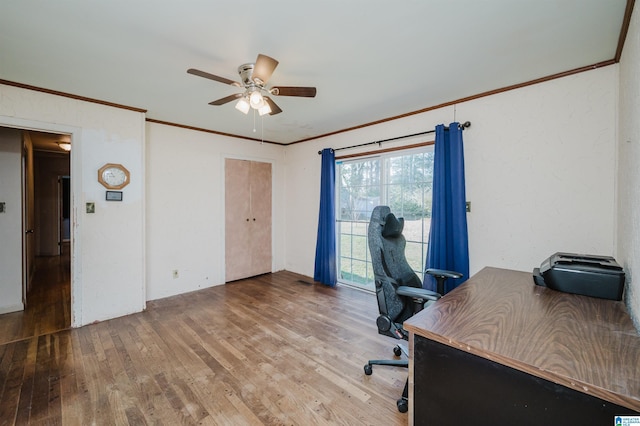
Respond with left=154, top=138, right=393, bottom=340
left=187, top=54, right=316, bottom=116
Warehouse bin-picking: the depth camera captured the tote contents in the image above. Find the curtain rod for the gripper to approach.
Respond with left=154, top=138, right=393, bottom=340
left=318, top=121, right=471, bottom=154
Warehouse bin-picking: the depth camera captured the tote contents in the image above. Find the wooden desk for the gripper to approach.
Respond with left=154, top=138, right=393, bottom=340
left=404, top=267, right=640, bottom=425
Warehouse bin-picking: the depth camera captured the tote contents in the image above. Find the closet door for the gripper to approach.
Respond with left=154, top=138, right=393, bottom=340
left=225, top=158, right=272, bottom=282
left=249, top=161, right=272, bottom=276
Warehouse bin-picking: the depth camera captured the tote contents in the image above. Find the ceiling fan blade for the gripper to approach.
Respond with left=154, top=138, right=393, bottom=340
left=209, top=93, right=243, bottom=106
left=263, top=96, right=282, bottom=115
left=187, top=68, right=241, bottom=87
left=271, top=86, right=317, bottom=97
left=252, top=54, right=279, bottom=85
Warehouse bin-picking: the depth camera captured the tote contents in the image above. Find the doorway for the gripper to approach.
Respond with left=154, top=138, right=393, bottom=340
left=0, top=127, right=72, bottom=344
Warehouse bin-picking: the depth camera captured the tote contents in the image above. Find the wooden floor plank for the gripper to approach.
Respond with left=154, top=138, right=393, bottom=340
left=14, top=338, right=37, bottom=425
left=0, top=340, right=29, bottom=425
left=0, top=270, right=408, bottom=425
left=0, top=249, right=71, bottom=347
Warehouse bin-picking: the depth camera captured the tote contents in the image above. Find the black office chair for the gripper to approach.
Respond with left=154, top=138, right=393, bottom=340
left=363, top=206, right=462, bottom=413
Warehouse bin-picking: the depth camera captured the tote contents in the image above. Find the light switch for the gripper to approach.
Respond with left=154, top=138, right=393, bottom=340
left=86, top=202, right=95, bottom=214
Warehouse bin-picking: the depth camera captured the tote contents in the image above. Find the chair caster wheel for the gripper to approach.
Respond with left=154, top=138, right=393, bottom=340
left=397, top=397, right=408, bottom=413
left=364, top=364, right=373, bottom=375
left=393, top=345, right=402, bottom=357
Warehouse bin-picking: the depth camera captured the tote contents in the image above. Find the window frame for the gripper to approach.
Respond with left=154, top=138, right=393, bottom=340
left=335, top=144, right=435, bottom=291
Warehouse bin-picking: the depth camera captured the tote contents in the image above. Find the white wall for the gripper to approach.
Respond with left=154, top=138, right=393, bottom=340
left=0, top=127, right=24, bottom=314
left=145, top=122, right=286, bottom=301
left=617, top=4, right=640, bottom=327
left=459, top=66, right=617, bottom=273
left=284, top=66, right=618, bottom=280
left=0, top=83, right=146, bottom=326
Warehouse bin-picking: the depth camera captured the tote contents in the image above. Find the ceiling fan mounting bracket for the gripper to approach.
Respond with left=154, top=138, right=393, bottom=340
left=238, top=63, right=259, bottom=88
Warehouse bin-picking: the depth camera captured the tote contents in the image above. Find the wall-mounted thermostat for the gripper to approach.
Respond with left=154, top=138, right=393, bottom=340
left=106, top=191, right=123, bottom=201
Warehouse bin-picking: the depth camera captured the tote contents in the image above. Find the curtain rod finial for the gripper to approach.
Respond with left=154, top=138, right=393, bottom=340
left=461, top=121, right=471, bottom=129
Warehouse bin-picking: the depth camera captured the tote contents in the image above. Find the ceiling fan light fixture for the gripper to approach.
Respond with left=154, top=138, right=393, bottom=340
left=58, top=142, right=71, bottom=151
left=249, top=90, right=264, bottom=109
left=258, top=103, right=272, bottom=116
left=235, top=97, right=250, bottom=114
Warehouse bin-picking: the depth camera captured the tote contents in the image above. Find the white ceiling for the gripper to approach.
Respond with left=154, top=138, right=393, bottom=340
left=0, top=1, right=631, bottom=145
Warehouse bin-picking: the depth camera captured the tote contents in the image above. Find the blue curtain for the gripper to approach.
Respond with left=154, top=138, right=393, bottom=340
left=314, top=148, right=337, bottom=286
left=424, top=122, right=470, bottom=294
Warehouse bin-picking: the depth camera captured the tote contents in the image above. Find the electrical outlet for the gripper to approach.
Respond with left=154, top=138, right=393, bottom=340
left=0, top=202, right=5, bottom=213
left=466, top=201, right=471, bottom=212
left=172, top=269, right=179, bottom=279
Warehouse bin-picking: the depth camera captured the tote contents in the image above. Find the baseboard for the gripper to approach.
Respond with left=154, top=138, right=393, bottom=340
left=0, top=303, right=24, bottom=315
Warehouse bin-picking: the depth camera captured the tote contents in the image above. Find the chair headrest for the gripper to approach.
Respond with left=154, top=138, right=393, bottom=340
left=382, top=213, right=404, bottom=238
left=370, top=205, right=391, bottom=226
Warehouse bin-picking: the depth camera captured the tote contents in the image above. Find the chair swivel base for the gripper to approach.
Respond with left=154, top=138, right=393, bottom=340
left=397, top=380, right=409, bottom=413
left=364, top=344, right=409, bottom=413
left=363, top=359, right=408, bottom=375
left=364, top=361, right=409, bottom=412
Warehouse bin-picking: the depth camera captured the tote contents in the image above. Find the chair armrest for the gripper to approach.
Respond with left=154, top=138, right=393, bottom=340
left=425, top=268, right=463, bottom=280
left=396, top=286, right=441, bottom=302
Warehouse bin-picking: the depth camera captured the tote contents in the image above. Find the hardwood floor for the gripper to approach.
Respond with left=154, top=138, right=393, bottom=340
left=0, top=249, right=71, bottom=346
left=0, top=272, right=408, bottom=425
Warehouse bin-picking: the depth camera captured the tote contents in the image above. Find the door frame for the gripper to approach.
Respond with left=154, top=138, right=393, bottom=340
left=22, top=143, right=32, bottom=306
left=1, top=115, right=81, bottom=327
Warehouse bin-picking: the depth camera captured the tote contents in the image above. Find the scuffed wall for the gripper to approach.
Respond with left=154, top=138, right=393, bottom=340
left=617, top=5, right=640, bottom=329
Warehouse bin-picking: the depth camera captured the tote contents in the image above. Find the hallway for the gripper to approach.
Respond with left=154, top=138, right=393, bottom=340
left=0, top=247, right=70, bottom=346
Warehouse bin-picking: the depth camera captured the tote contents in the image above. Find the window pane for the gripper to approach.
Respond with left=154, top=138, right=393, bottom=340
left=336, top=148, right=433, bottom=290
left=338, top=159, right=380, bottom=221
left=405, top=240, right=425, bottom=277
left=338, top=220, right=350, bottom=280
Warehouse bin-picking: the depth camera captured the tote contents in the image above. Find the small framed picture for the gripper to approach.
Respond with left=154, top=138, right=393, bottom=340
left=105, top=191, right=123, bottom=201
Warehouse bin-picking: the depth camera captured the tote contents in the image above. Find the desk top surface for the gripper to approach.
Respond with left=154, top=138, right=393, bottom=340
left=404, top=267, right=640, bottom=411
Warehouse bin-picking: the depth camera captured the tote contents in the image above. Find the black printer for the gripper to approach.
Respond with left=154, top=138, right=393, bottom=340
left=533, top=252, right=625, bottom=300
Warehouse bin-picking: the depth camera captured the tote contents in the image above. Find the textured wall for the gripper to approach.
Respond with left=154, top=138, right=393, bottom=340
left=458, top=67, right=617, bottom=274
left=617, top=5, right=640, bottom=328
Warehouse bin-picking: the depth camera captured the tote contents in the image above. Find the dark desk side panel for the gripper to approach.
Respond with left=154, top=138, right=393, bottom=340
left=413, top=336, right=638, bottom=426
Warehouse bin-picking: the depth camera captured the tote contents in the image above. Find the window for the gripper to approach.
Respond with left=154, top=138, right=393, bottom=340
left=337, top=147, right=435, bottom=291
